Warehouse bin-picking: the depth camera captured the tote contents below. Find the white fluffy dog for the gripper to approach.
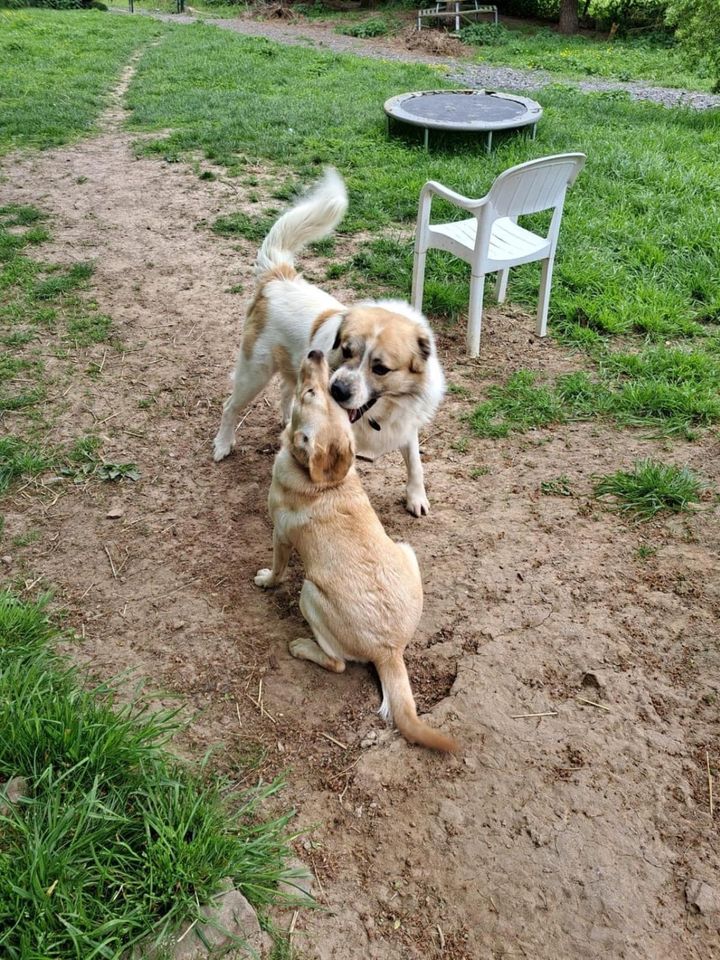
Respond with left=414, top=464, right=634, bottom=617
left=213, top=168, right=445, bottom=516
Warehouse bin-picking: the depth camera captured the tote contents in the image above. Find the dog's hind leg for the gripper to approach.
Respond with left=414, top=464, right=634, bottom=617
left=289, top=637, right=345, bottom=674
left=213, top=353, right=272, bottom=461
left=291, top=580, right=346, bottom=673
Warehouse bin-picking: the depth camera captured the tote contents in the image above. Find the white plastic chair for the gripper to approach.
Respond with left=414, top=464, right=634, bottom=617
left=411, top=153, right=586, bottom=356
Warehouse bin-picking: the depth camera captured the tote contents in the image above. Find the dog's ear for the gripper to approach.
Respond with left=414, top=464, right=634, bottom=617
left=331, top=313, right=347, bottom=351
left=309, top=436, right=353, bottom=486
left=410, top=332, right=432, bottom=373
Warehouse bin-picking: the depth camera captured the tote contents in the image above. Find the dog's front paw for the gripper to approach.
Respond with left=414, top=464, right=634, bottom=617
left=406, top=490, right=430, bottom=517
left=212, top=430, right=234, bottom=462
left=254, top=568, right=276, bottom=588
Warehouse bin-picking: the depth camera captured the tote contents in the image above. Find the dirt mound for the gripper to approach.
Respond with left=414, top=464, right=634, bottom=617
left=401, top=25, right=467, bottom=57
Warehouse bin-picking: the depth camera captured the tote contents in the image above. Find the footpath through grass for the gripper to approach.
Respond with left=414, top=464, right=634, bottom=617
left=0, top=9, right=165, bottom=154
left=0, top=591, right=295, bottom=958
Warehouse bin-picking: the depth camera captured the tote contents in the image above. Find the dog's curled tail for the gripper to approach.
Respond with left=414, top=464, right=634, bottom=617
left=256, top=167, right=348, bottom=276
left=376, top=654, right=458, bottom=753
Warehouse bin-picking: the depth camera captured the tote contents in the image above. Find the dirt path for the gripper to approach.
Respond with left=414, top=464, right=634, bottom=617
left=115, top=7, right=720, bottom=110
left=2, top=46, right=720, bottom=960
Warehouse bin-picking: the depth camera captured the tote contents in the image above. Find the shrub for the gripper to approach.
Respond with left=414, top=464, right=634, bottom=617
left=339, top=17, right=389, bottom=38
left=459, top=22, right=511, bottom=45
left=666, top=0, right=720, bottom=92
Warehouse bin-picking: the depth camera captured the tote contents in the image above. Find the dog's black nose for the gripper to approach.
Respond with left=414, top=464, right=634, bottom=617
left=307, top=350, right=324, bottom=363
left=331, top=380, right=351, bottom=404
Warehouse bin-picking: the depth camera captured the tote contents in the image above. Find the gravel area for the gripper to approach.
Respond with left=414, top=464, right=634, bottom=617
left=120, top=8, right=720, bottom=110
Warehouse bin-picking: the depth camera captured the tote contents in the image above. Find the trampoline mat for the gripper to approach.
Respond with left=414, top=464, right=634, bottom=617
left=401, top=92, right=525, bottom=124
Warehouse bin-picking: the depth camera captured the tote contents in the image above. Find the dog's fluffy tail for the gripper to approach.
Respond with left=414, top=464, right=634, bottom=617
left=376, top=654, right=458, bottom=753
left=256, top=167, right=348, bottom=277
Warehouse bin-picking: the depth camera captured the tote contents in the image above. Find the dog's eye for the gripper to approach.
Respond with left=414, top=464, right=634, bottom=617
left=341, top=345, right=353, bottom=359
left=372, top=363, right=391, bottom=376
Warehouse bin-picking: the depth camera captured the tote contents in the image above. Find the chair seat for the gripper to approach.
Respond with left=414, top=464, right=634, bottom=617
left=427, top=216, right=551, bottom=268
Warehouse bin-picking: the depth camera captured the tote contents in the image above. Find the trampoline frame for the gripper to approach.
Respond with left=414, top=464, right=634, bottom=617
left=384, top=89, right=543, bottom=152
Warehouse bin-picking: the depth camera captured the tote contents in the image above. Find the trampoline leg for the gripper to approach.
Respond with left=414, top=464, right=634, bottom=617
left=424, top=128, right=429, bottom=151
left=485, top=131, right=493, bottom=153
left=531, top=123, right=537, bottom=140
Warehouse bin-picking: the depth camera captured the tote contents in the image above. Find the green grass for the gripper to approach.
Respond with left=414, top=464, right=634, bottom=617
left=469, top=370, right=569, bottom=437
left=458, top=22, right=712, bottom=91
left=0, top=592, right=297, bottom=959
left=125, top=26, right=720, bottom=348
left=593, top=458, right=707, bottom=519
left=0, top=10, right=166, bottom=154
left=467, top=345, right=720, bottom=438
left=213, top=208, right=278, bottom=243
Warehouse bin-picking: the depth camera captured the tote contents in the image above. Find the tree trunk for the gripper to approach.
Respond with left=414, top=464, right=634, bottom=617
left=558, top=0, right=579, bottom=34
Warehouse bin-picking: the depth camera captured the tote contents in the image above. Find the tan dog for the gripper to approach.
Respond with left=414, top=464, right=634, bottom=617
left=254, top=350, right=457, bottom=753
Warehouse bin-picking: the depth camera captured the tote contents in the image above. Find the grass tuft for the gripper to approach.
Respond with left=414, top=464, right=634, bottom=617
left=0, top=437, right=51, bottom=494
left=593, top=458, right=706, bottom=520
left=467, top=370, right=567, bottom=438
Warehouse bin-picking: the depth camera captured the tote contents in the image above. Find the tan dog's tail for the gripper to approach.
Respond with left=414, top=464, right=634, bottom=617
left=376, top=654, right=458, bottom=753
left=256, top=167, right=348, bottom=276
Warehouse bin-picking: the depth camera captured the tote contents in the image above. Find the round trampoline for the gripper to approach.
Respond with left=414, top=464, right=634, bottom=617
left=384, top=89, right=543, bottom=151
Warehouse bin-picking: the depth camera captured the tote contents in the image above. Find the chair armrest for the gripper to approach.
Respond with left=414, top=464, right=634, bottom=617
left=420, top=180, right=488, bottom=213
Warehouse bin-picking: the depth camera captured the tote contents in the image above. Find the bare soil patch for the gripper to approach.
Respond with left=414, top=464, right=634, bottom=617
left=2, top=63, right=719, bottom=960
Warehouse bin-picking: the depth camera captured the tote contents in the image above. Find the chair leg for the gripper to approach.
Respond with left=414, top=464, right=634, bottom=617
left=495, top=268, right=509, bottom=303
left=411, top=248, right=427, bottom=313
left=536, top=258, right=554, bottom=337
left=466, top=273, right=485, bottom=357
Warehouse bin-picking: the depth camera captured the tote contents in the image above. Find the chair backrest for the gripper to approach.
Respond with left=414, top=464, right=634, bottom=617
left=486, top=153, right=586, bottom=219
